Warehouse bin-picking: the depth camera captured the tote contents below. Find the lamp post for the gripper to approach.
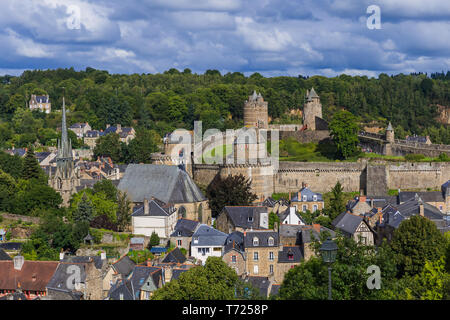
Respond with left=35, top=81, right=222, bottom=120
left=320, top=237, right=338, bottom=300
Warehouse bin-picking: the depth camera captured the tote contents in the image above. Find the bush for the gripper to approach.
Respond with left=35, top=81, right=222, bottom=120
left=405, top=153, right=425, bottom=161
left=180, top=247, right=187, bottom=256
left=438, top=153, right=450, bottom=161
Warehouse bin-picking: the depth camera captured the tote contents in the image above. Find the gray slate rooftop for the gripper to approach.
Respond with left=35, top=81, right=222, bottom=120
left=332, top=212, right=363, bottom=235
left=118, top=164, right=206, bottom=204
left=192, top=224, right=228, bottom=247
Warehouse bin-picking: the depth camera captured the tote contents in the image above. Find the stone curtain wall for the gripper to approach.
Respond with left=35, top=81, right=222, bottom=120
left=279, top=130, right=330, bottom=143
left=391, top=142, right=450, bottom=158
left=192, top=161, right=450, bottom=197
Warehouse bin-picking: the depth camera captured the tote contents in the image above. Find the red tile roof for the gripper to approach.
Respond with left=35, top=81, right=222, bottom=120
left=0, top=261, right=59, bottom=292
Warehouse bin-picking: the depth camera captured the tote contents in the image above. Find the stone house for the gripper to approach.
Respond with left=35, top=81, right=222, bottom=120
left=84, top=130, right=104, bottom=149
left=275, top=246, right=303, bottom=283
left=191, top=224, right=228, bottom=265
left=216, top=206, right=269, bottom=234
left=169, top=218, right=200, bottom=255
left=290, top=184, right=324, bottom=213
left=131, top=198, right=178, bottom=241
left=29, top=94, right=51, bottom=114
left=118, top=164, right=211, bottom=225
left=69, top=122, right=92, bottom=139
left=259, top=197, right=290, bottom=215
left=332, top=212, right=374, bottom=245
left=128, top=266, right=163, bottom=300
left=130, top=237, right=145, bottom=250
left=222, top=232, right=246, bottom=276
left=105, top=124, right=136, bottom=144
left=244, top=230, right=279, bottom=278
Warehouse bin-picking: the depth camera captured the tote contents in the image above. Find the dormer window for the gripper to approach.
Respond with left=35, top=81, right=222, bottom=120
left=268, top=237, right=274, bottom=246
left=288, top=251, right=294, bottom=260
left=313, top=195, right=317, bottom=201
left=303, top=195, right=307, bottom=202
left=177, top=231, right=181, bottom=236
left=194, top=237, right=199, bottom=244
left=248, top=216, right=253, bottom=222
left=253, top=237, right=259, bottom=246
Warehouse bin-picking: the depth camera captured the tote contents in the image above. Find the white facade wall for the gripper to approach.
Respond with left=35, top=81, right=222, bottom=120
left=282, top=207, right=304, bottom=225
left=132, top=212, right=177, bottom=239
left=191, top=244, right=223, bottom=265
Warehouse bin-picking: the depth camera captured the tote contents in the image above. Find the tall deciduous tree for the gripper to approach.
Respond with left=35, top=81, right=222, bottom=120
left=206, top=174, right=258, bottom=217
left=329, top=110, right=360, bottom=159
left=391, top=215, right=446, bottom=277
left=328, top=181, right=345, bottom=220
left=116, top=190, right=131, bottom=232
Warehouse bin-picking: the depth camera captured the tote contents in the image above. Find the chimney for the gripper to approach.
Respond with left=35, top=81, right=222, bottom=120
left=313, top=224, right=321, bottom=233
left=144, top=199, right=149, bottom=215
left=289, top=192, right=291, bottom=201
left=419, top=202, right=424, bottom=217
left=117, top=124, right=121, bottom=132
left=101, top=252, right=106, bottom=261
left=302, top=182, right=306, bottom=189
left=59, top=250, right=65, bottom=261
left=13, top=255, right=24, bottom=271
left=298, top=192, right=301, bottom=201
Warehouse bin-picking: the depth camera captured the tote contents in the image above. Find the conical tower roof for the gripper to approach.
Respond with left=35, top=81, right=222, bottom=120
left=386, top=122, right=393, bottom=131
left=308, top=87, right=319, bottom=99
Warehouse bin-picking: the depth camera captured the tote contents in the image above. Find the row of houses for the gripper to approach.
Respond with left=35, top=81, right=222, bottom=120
left=69, top=123, right=136, bottom=149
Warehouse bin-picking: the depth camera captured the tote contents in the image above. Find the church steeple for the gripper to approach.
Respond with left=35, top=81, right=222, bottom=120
left=56, top=96, right=73, bottom=178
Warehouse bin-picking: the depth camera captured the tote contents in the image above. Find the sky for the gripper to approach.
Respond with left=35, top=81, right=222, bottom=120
left=0, top=0, right=449, bottom=77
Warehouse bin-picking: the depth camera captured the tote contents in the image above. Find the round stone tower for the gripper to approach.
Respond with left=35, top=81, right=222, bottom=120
left=386, top=122, right=394, bottom=143
left=244, top=91, right=268, bottom=129
left=303, top=87, right=322, bottom=131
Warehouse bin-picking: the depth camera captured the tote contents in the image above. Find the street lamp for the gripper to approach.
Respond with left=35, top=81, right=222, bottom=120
left=320, top=237, right=338, bottom=300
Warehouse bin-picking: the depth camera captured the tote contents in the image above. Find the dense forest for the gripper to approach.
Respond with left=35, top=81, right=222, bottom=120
left=0, top=67, right=449, bottom=149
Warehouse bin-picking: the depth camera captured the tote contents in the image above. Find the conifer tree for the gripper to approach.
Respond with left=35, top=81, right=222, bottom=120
left=73, top=193, right=94, bottom=224
left=21, top=147, right=43, bottom=181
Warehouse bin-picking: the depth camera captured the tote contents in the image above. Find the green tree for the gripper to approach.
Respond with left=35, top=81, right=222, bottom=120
left=21, top=148, right=44, bottom=181
left=152, top=257, right=239, bottom=300
left=148, top=231, right=160, bottom=248
left=328, top=110, right=360, bottom=159
left=73, top=193, right=94, bottom=223
left=125, top=129, right=160, bottom=163
left=93, top=133, right=122, bottom=162
left=116, top=190, right=131, bottom=232
left=391, top=215, right=446, bottom=277
left=93, top=179, right=117, bottom=201
left=328, top=181, right=345, bottom=220
left=269, top=211, right=280, bottom=229
left=206, top=174, right=258, bottom=217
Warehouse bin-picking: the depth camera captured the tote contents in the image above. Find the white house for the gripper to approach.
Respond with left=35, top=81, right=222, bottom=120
left=131, top=198, right=178, bottom=240
left=279, top=207, right=306, bottom=225
left=191, top=225, right=228, bottom=265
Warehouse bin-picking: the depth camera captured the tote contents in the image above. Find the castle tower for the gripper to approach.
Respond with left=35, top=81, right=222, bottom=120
left=244, top=90, right=268, bottom=129
left=49, top=97, right=80, bottom=206
left=303, top=87, right=322, bottom=131
left=386, top=122, right=394, bottom=143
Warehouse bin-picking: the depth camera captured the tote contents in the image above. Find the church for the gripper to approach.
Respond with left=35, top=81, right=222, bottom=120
left=48, top=97, right=80, bottom=206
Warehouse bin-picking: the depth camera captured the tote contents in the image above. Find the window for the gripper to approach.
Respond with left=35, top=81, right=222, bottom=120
left=302, top=195, right=307, bottom=202
left=193, top=237, right=199, bottom=244
left=177, top=240, right=182, bottom=246
left=313, top=195, right=317, bottom=201
left=313, top=204, right=318, bottom=212
left=253, top=237, right=259, bottom=246
left=268, top=237, right=274, bottom=246
left=248, top=216, right=253, bottom=222
left=269, top=252, right=274, bottom=261
left=269, top=265, right=274, bottom=274
left=253, top=265, right=259, bottom=274
left=288, top=253, right=294, bottom=261
left=302, top=205, right=307, bottom=212
left=177, top=231, right=181, bottom=236
left=439, top=205, right=443, bottom=211
left=232, top=255, right=236, bottom=263
left=253, top=252, right=259, bottom=261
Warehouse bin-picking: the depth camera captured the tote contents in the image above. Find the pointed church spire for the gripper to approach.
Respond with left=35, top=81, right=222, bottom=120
left=60, top=96, right=71, bottom=159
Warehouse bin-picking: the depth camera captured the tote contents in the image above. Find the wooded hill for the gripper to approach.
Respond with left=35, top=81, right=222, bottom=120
left=0, top=68, right=449, bottom=148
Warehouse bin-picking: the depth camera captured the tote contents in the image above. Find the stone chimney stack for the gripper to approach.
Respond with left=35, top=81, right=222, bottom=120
left=117, top=124, right=122, bottom=133
left=59, top=250, right=65, bottom=261
left=419, top=201, right=424, bottom=217
left=144, top=198, right=149, bottom=215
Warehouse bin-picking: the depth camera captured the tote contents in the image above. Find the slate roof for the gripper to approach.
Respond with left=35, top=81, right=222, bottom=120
left=69, top=123, right=88, bottom=129
left=406, top=135, right=428, bottom=143
left=131, top=199, right=176, bottom=217
left=112, top=255, right=136, bottom=278
left=221, top=206, right=268, bottom=230
left=129, top=266, right=162, bottom=299
left=278, top=246, right=303, bottom=263
left=243, top=276, right=271, bottom=297
left=399, top=191, right=445, bottom=204
left=171, top=268, right=189, bottom=281
left=279, top=224, right=303, bottom=240
left=291, top=187, right=323, bottom=202
left=0, top=260, right=59, bottom=292
left=0, top=248, right=12, bottom=260
left=33, top=95, right=50, bottom=103
left=118, top=164, right=206, bottom=204
left=162, top=248, right=186, bottom=264
left=61, top=255, right=105, bottom=270
left=170, top=219, right=200, bottom=237
left=300, top=224, right=336, bottom=243
left=278, top=207, right=306, bottom=224
left=108, top=279, right=134, bottom=300
left=244, top=230, right=279, bottom=248
left=130, top=237, right=145, bottom=245
left=386, top=122, right=393, bottom=131
left=46, top=263, right=87, bottom=293
left=85, top=130, right=103, bottom=138
left=270, top=284, right=280, bottom=297
left=307, top=87, right=319, bottom=99
left=332, top=212, right=364, bottom=235
left=397, top=195, right=444, bottom=220
left=0, top=242, right=23, bottom=251
left=347, top=195, right=398, bottom=211
left=150, top=247, right=167, bottom=254
left=224, top=231, right=245, bottom=254
left=191, top=224, right=228, bottom=247
left=35, top=152, right=52, bottom=163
